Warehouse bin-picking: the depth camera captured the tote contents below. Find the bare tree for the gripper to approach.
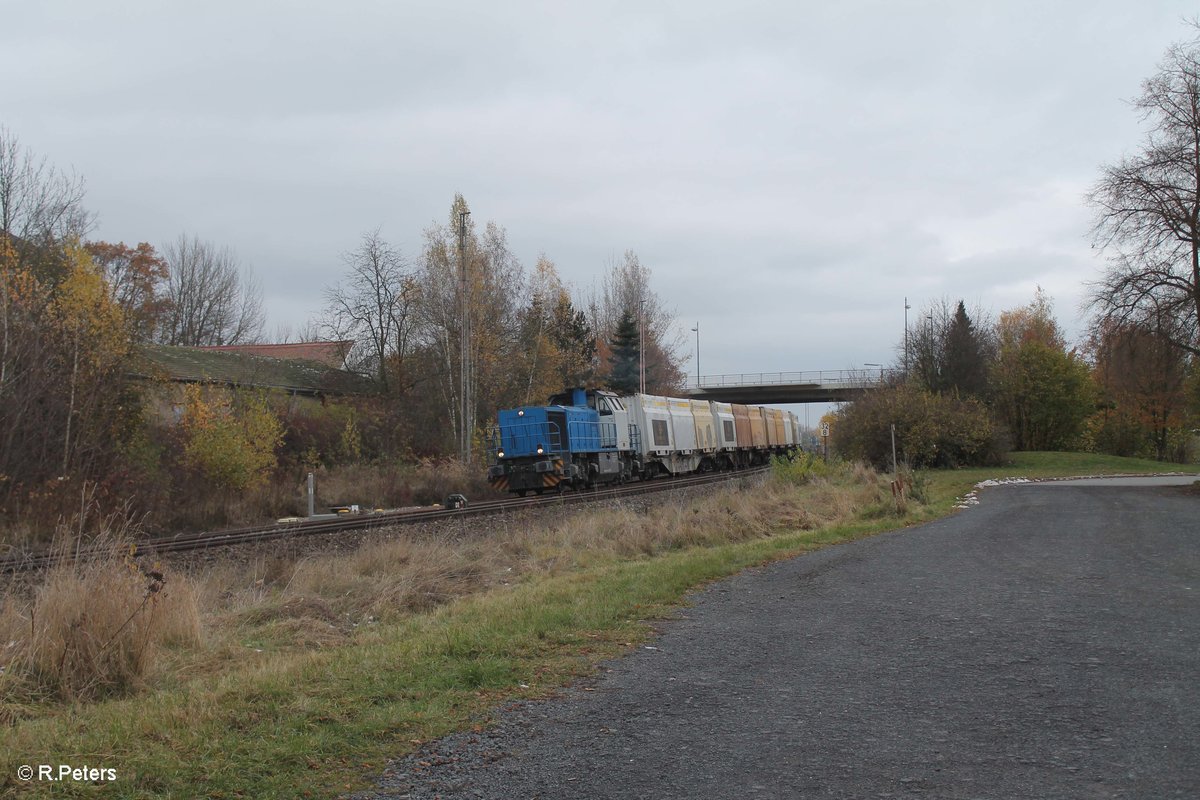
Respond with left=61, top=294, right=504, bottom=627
left=266, top=319, right=323, bottom=344
left=1089, top=29, right=1200, bottom=356
left=159, top=234, right=265, bottom=346
left=0, top=126, right=92, bottom=274
left=586, top=250, right=686, bottom=393
left=322, top=228, right=415, bottom=391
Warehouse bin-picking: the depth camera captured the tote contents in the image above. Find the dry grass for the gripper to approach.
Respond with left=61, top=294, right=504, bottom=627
left=209, top=466, right=891, bottom=614
left=521, top=469, right=889, bottom=567
left=2, top=463, right=891, bottom=711
left=236, top=467, right=890, bottom=624
left=312, top=458, right=502, bottom=510
left=236, top=536, right=513, bottom=622
left=0, top=518, right=40, bottom=553
left=1, top=458, right=509, bottom=547
left=0, top=511, right=201, bottom=705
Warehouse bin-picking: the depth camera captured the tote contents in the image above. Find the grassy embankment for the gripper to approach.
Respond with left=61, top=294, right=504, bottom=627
left=0, top=452, right=1195, bottom=798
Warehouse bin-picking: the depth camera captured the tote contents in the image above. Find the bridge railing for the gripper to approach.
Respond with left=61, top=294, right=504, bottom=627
left=690, top=369, right=899, bottom=389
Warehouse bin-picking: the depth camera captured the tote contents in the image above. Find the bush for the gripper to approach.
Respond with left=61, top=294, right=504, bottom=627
left=276, top=401, right=366, bottom=469
left=1084, top=407, right=1196, bottom=463
left=770, top=452, right=832, bottom=485
left=833, top=383, right=1009, bottom=469
left=180, top=386, right=283, bottom=491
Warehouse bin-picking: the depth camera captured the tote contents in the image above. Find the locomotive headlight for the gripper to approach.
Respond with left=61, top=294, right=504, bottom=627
left=518, top=410, right=525, bottom=417
left=536, top=444, right=545, bottom=455
left=497, top=450, right=505, bottom=459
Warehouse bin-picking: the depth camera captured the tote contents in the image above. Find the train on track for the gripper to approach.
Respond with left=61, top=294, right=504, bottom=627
left=487, top=387, right=801, bottom=495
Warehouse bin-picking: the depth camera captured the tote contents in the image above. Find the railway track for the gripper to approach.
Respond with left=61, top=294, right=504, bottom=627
left=0, top=467, right=770, bottom=574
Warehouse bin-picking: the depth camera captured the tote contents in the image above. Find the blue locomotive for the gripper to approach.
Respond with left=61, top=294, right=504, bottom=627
left=486, top=388, right=637, bottom=495
left=487, top=388, right=802, bottom=495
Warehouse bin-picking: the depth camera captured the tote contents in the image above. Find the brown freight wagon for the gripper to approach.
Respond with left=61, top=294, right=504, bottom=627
left=748, top=407, right=769, bottom=448
left=766, top=408, right=786, bottom=448
left=731, top=403, right=754, bottom=450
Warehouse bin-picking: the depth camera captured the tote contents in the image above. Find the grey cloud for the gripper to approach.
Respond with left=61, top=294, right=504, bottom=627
left=3, top=0, right=1195, bottom=378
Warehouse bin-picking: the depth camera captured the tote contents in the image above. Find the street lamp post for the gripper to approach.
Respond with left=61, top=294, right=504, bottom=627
left=691, top=322, right=700, bottom=387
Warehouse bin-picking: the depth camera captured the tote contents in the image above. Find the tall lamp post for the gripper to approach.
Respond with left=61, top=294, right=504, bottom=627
left=638, top=298, right=646, bottom=395
left=691, top=321, right=700, bottom=387
left=904, top=297, right=911, bottom=377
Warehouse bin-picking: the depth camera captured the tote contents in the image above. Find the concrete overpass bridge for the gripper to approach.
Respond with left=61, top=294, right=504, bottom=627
left=684, top=369, right=893, bottom=404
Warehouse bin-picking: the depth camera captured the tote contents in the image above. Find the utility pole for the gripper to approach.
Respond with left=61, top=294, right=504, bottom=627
left=459, top=209, right=471, bottom=463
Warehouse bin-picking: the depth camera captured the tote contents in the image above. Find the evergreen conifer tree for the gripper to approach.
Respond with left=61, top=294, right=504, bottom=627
left=942, top=301, right=989, bottom=398
left=549, top=293, right=596, bottom=388
left=606, top=308, right=641, bottom=394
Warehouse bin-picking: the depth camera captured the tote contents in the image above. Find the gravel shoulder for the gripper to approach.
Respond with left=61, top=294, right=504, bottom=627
left=353, top=480, right=1200, bottom=800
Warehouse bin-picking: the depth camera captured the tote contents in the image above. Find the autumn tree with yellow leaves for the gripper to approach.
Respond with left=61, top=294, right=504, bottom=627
left=513, top=255, right=595, bottom=404
left=413, top=195, right=526, bottom=453
left=990, top=291, right=1096, bottom=451
left=0, top=239, right=137, bottom=515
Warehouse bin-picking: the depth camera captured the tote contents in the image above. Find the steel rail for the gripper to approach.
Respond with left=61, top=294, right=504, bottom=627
left=1, top=467, right=770, bottom=574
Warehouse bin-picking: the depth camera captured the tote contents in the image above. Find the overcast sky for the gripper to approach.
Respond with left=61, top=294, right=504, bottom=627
left=3, top=1, right=1194, bottom=386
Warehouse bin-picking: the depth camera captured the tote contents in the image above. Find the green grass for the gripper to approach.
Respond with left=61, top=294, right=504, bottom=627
left=918, top=450, right=1200, bottom=514
left=1, top=450, right=1195, bottom=798
left=1005, top=450, right=1200, bottom=475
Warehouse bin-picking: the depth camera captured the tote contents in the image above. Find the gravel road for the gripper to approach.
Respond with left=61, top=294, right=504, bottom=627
left=354, top=479, right=1200, bottom=799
